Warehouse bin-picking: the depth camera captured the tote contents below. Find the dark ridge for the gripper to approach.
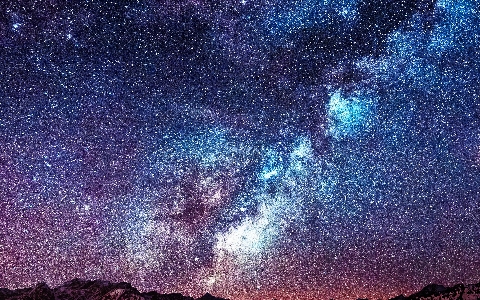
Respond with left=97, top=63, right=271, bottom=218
left=2, top=279, right=479, bottom=300
left=410, top=284, right=447, bottom=298
left=197, top=293, right=225, bottom=300
left=0, top=279, right=228, bottom=300
left=389, top=281, right=480, bottom=300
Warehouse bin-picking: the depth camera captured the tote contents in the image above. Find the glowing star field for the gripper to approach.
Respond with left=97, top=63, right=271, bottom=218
left=0, top=0, right=479, bottom=299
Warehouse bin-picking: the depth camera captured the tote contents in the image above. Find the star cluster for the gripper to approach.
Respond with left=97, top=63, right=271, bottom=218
left=1, top=0, right=480, bottom=299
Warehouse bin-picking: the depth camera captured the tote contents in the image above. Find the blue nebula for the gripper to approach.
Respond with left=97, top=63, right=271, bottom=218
left=259, top=149, right=283, bottom=181
left=326, top=90, right=376, bottom=139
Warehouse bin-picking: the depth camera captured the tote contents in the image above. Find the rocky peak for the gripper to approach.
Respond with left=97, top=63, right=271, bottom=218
left=0, top=279, right=227, bottom=300
left=388, top=281, right=480, bottom=300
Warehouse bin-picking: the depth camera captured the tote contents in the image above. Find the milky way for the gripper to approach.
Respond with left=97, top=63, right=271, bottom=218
left=1, top=0, right=480, bottom=299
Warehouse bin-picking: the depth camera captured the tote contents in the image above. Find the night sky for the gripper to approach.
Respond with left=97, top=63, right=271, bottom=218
left=1, top=0, right=480, bottom=299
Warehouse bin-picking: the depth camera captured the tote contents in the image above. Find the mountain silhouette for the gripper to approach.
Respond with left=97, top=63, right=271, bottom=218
left=389, top=282, right=480, bottom=300
left=1, top=279, right=480, bottom=300
left=0, top=279, right=228, bottom=300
